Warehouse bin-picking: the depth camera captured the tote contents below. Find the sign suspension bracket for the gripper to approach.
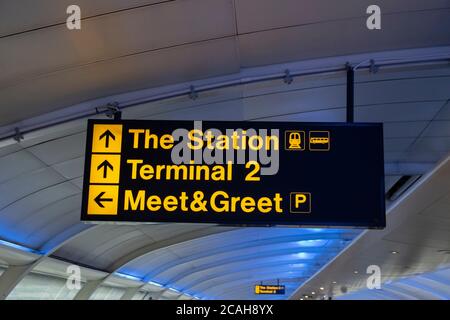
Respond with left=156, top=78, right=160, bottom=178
left=96, top=102, right=122, bottom=120
left=346, top=63, right=354, bottom=123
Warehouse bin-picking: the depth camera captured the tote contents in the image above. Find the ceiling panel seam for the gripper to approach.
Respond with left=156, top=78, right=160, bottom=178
left=0, top=0, right=176, bottom=39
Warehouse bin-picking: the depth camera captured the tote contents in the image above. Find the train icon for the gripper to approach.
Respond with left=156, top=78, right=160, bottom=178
left=285, top=131, right=305, bottom=150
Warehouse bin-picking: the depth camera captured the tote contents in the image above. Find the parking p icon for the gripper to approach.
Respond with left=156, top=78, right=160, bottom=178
left=290, top=192, right=311, bottom=213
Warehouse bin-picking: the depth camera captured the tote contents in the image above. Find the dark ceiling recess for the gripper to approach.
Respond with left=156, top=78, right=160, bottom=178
left=386, top=175, right=422, bottom=201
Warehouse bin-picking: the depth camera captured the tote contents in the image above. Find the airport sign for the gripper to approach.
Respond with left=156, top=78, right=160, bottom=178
left=255, top=285, right=285, bottom=295
left=81, top=119, right=385, bottom=228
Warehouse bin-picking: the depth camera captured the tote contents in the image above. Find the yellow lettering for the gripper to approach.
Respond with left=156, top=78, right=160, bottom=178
left=258, top=197, right=272, bottom=213
left=274, top=193, right=283, bottom=213
left=146, top=195, right=161, bottom=211
left=163, top=196, right=178, bottom=211
left=210, top=191, right=229, bottom=212
left=295, top=194, right=307, bottom=207
left=188, top=129, right=203, bottom=150
left=129, top=129, right=145, bottom=149
left=124, top=190, right=145, bottom=210
left=160, top=134, right=174, bottom=149
left=127, top=159, right=143, bottom=179
left=240, top=197, right=255, bottom=213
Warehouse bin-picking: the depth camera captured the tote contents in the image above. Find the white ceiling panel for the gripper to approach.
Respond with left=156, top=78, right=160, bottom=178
left=18, top=123, right=87, bottom=149
left=84, top=234, right=153, bottom=270
left=135, top=223, right=209, bottom=242
left=79, top=229, right=146, bottom=258
left=36, top=256, right=108, bottom=281
left=421, top=121, right=450, bottom=137
left=70, top=177, right=84, bottom=190
left=0, top=150, right=44, bottom=184
left=410, top=137, right=450, bottom=153
left=0, top=144, right=22, bottom=158
left=54, top=225, right=154, bottom=269
left=0, top=182, right=79, bottom=230
left=383, top=122, right=428, bottom=138
left=163, top=290, right=182, bottom=299
left=239, top=10, right=450, bottom=67
left=383, top=138, right=415, bottom=153
left=0, top=0, right=235, bottom=85
left=355, top=101, right=444, bottom=123
left=27, top=132, right=86, bottom=165
left=144, top=100, right=245, bottom=121
left=127, top=251, right=181, bottom=275
left=420, top=194, right=450, bottom=220
left=0, top=183, right=79, bottom=248
left=0, top=0, right=165, bottom=37
left=17, top=193, right=81, bottom=236
left=436, top=102, right=450, bottom=120
left=356, top=78, right=450, bottom=106
left=52, top=156, right=84, bottom=180
left=235, top=0, right=450, bottom=33
left=243, top=85, right=345, bottom=119
left=396, top=151, right=447, bottom=163
left=251, top=108, right=345, bottom=122
left=0, top=167, right=65, bottom=210
left=383, top=218, right=450, bottom=249
left=0, top=246, right=40, bottom=266
left=0, top=37, right=240, bottom=125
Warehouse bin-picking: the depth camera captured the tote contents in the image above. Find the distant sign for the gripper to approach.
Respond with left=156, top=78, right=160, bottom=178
left=81, top=119, right=385, bottom=228
left=255, top=285, right=285, bottom=295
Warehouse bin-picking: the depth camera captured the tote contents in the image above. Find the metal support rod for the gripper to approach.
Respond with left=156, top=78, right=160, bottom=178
left=346, top=64, right=354, bottom=123
left=113, top=111, right=122, bottom=120
left=1, top=57, right=448, bottom=141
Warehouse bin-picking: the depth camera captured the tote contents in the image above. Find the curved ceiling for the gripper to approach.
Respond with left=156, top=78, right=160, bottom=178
left=0, top=61, right=449, bottom=299
left=0, top=0, right=450, bottom=300
left=337, top=265, right=450, bottom=300
left=1, top=0, right=449, bottom=126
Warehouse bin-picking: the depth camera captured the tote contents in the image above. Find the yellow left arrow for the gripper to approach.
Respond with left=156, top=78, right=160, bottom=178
left=87, top=185, right=119, bottom=215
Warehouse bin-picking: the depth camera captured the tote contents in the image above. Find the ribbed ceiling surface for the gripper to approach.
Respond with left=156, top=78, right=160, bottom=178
left=0, top=62, right=449, bottom=299
left=0, top=0, right=449, bottom=300
left=1, top=0, right=449, bottom=125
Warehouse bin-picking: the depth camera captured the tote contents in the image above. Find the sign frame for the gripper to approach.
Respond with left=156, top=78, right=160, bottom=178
left=255, top=284, right=286, bottom=295
left=81, top=119, right=386, bottom=229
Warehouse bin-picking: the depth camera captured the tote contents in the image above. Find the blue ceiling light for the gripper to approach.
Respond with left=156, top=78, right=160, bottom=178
left=292, top=252, right=316, bottom=259
left=289, top=263, right=307, bottom=268
left=304, top=228, right=326, bottom=233
left=113, top=272, right=142, bottom=282
left=0, top=239, right=43, bottom=255
left=117, top=273, right=205, bottom=299
left=296, top=239, right=328, bottom=247
left=148, top=280, right=163, bottom=287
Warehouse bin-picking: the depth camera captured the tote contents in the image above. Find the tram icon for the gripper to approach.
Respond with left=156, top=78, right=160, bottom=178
left=285, top=131, right=305, bottom=150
